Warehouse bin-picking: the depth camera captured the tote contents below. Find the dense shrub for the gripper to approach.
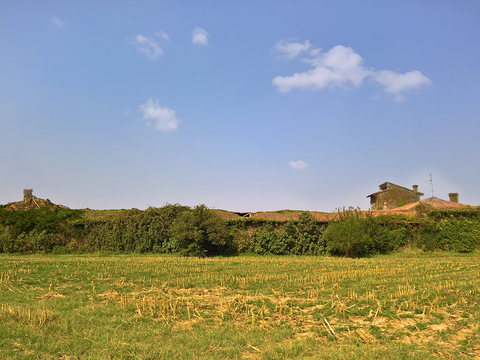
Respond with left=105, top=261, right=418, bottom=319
left=227, top=222, right=252, bottom=253
left=250, top=212, right=325, bottom=255
left=370, top=216, right=410, bottom=253
left=412, top=220, right=437, bottom=251
left=170, top=204, right=230, bottom=256
left=324, top=210, right=375, bottom=257
left=291, top=212, right=325, bottom=255
left=251, top=223, right=278, bottom=255
left=78, top=204, right=231, bottom=256
left=432, top=219, right=480, bottom=252
left=427, top=207, right=480, bottom=220
left=14, top=230, right=59, bottom=253
left=0, top=207, right=82, bottom=238
left=0, top=225, right=14, bottom=253
left=80, top=204, right=191, bottom=253
left=372, top=226, right=409, bottom=253
left=0, top=207, right=81, bottom=253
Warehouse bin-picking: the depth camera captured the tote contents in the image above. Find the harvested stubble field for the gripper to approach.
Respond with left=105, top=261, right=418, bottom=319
left=1, top=254, right=480, bottom=359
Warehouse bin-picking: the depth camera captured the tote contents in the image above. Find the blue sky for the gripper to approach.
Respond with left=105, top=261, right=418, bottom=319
left=1, top=1, right=479, bottom=211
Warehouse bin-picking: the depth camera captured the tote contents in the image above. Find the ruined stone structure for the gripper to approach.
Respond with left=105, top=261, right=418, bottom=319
left=367, top=182, right=424, bottom=210
left=23, top=189, right=33, bottom=202
left=448, top=193, right=459, bottom=203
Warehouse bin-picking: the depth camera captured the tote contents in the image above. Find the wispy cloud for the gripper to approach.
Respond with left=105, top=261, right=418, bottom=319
left=138, top=98, right=179, bottom=132
left=289, top=160, right=308, bottom=170
left=131, top=31, right=169, bottom=60
left=275, top=39, right=311, bottom=60
left=133, top=34, right=163, bottom=60
left=52, top=17, right=65, bottom=28
left=371, top=70, right=432, bottom=102
left=155, top=31, right=170, bottom=42
left=191, top=27, right=209, bottom=46
left=272, top=41, right=431, bottom=101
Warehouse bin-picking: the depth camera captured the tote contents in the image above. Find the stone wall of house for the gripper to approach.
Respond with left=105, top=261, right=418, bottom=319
left=373, top=188, right=422, bottom=210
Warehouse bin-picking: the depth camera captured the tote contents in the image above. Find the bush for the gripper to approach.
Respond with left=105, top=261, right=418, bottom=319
left=228, top=225, right=251, bottom=253
left=270, top=231, right=294, bottom=255
left=79, top=204, right=190, bottom=253
left=413, top=220, right=437, bottom=251
left=291, top=212, right=325, bottom=255
left=372, top=226, right=409, bottom=253
left=433, top=219, right=480, bottom=252
left=0, top=207, right=82, bottom=238
left=250, top=212, right=325, bottom=255
left=251, top=223, right=276, bottom=255
left=0, top=225, right=14, bottom=253
left=250, top=223, right=288, bottom=255
left=370, top=216, right=410, bottom=253
left=13, top=230, right=58, bottom=253
left=170, top=204, right=230, bottom=256
left=324, top=210, right=374, bottom=257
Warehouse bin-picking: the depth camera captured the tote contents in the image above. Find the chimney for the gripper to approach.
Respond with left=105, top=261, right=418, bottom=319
left=449, top=193, right=459, bottom=203
left=412, top=185, right=419, bottom=192
left=23, top=189, right=33, bottom=202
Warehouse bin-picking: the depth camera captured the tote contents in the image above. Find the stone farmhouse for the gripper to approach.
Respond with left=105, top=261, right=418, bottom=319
left=367, top=182, right=424, bottom=210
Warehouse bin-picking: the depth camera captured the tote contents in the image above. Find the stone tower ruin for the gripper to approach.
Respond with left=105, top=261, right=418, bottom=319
left=23, top=189, right=33, bottom=202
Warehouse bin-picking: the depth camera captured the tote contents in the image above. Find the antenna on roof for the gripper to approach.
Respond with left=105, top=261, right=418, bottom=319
left=426, top=173, right=434, bottom=197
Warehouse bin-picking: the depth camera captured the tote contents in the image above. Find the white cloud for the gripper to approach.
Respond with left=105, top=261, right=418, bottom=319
left=192, top=27, right=209, bottom=46
left=372, top=70, right=432, bottom=102
left=273, top=45, right=371, bottom=92
left=275, top=40, right=311, bottom=60
left=52, top=17, right=65, bottom=28
left=289, top=160, right=308, bottom=170
left=134, top=34, right=163, bottom=60
left=138, top=98, right=179, bottom=132
left=131, top=31, right=169, bottom=60
left=272, top=42, right=432, bottom=101
left=155, top=31, right=170, bottom=42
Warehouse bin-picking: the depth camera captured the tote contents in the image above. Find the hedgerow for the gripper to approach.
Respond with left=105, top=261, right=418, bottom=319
left=1, top=204, right=480, bottom=256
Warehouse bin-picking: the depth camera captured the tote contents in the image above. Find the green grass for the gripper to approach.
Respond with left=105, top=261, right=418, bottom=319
left=1, top=253, right=479, bottom=359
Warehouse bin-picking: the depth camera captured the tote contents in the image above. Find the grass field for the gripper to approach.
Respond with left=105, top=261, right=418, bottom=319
left=1, top=253, right=479, bottom=359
